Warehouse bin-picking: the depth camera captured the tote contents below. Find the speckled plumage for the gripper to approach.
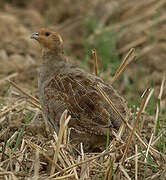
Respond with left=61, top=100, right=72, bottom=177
left=31, top=29, right=128, bottom=150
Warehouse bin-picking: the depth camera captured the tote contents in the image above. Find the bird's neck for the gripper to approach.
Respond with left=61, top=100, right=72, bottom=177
left=42, top=47, right=65, bottom=59
left=41, top=48, right=68, bottom=70
left=38, top=50, right=67, bottom=87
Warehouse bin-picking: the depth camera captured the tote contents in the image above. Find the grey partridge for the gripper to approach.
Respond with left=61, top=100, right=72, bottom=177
left=30, top=29, right=128, bottom=150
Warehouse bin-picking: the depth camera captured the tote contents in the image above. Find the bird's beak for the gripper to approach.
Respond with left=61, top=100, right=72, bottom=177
left=30, top=32, right=39, bottom=40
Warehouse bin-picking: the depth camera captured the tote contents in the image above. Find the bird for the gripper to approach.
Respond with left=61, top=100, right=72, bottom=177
left=30, top=29, right=128, bottom=150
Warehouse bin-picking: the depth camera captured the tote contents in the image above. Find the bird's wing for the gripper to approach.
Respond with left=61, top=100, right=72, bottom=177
left=41, top=69, right=126, bottom=135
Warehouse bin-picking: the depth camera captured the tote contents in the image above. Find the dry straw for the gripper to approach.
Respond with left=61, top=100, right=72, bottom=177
left=2, top=47, right=164, bottom=179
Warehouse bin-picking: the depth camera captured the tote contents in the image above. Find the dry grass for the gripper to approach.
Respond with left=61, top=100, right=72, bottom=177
left=0, top=48, right=166, bottom=179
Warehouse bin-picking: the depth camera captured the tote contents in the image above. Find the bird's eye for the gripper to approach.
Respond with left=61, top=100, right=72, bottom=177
left=45, top=32, right=50, bottom=36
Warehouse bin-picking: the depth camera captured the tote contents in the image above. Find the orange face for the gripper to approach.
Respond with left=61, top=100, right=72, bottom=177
left=31, top=29, right=63, bottom=51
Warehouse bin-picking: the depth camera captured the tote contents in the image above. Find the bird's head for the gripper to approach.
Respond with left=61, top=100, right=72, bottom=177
left=30, top=29, right=64, bottom=55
